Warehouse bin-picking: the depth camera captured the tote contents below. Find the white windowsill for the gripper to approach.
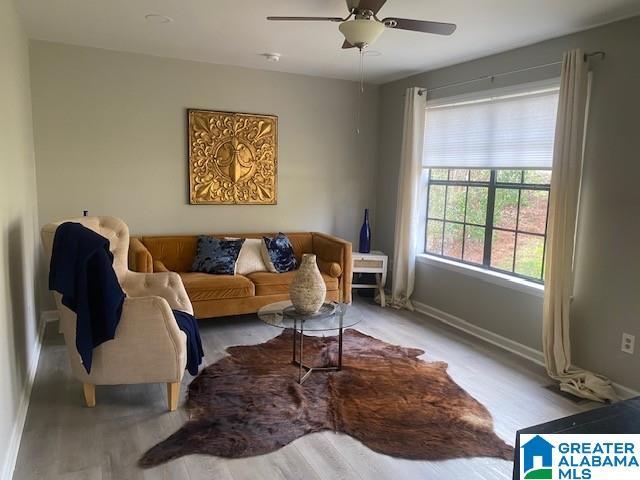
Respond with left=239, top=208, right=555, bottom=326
left=416, top=254, right=545, bottom=298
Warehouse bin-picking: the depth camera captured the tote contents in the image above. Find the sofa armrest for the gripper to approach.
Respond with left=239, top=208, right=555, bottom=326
left=122, top=271, right=193, bottom=315
left=317, top=259, right=342, bottom=278
left=60, top=295, right=187, bottom=385
left=154, top=260, right=169, bottom=272
left=114, top=296, right=187, bottom=382
left=312, top=232, right=352, bottom=303
left=129, top=237, right=153, bottom=273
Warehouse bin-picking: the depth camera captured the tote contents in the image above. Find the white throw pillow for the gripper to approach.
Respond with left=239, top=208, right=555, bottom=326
left=226, top=238, right=268, bottom=275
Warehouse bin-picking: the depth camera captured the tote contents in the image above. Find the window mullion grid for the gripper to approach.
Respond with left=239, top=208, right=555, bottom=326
left=424, top=168, right=549, bottom=284
left=540, top=189, right=551, bottom=281
left=483, top=170, right=497, bottom=268
left=427, top=180, right=491, bottom=187
left=461, top=186, right=469, bottom=260
left=512, top=188, right=522, bottom=273
left=424, top=176, right=432, bottom=254
left=492, top=226, right=545, bottom=237
left=441, top=184, right=448, bottom=255
left=494, top=182, right=549, bottom=191
left=429, top=218, right=484, bottom=228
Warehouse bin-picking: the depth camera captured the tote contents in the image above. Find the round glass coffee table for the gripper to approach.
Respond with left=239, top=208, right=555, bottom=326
left=258, top=301, right=361, bottom=384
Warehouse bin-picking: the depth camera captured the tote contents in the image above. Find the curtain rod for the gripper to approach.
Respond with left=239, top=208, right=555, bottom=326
left=416, top=51, right=605, bottom=96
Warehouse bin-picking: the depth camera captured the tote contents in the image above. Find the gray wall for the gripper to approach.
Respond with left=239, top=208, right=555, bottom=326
left=0, top=0, right=41, bottom=474
left=376, top=16, right=640, bottom=390
left=30, top=41, right=378, bottom=243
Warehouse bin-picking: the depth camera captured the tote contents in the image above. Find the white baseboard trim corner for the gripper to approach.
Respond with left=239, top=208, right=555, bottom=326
left=1, top=312, right=50, bottom=480
left=611, top=382, right=640, bottom=400
left=412, top=300, right=640, bottom=401
left=413, top=300, right=546, bottom=366
left=41, top=310, right=59, bottom=323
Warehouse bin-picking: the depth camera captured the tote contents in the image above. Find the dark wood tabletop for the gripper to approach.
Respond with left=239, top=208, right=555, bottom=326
left=513, top=396, right=640, bottom=479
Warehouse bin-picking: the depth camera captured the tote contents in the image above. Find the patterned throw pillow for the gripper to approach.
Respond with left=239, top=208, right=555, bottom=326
left=261, top=233, right=297, bottom=273
left=192, top=236, right=245, bottom=275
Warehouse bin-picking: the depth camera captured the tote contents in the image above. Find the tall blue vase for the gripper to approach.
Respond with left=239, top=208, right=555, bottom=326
left=359, top=209, right=371, bottom=253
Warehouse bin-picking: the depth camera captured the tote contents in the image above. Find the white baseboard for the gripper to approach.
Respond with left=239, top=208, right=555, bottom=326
left=41, top=310, right=59, bottom=323
left=413, top=300, right=546, bottom=366
left=412, top=300, right=640, bottom=400
left=1, top=311, right=54, bottom=480
left=611, top=382, right=640, bottom=400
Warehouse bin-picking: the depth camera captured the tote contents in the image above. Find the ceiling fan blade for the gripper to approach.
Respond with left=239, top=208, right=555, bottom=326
left=358, top=0, right=388, bottom=15
left=266, top=16, right=344, bottom=22
left=346, top=0, right=388, bottom=15
left=382, top=18, right=457, bottom=35
left=342, top=40, right=355, bottom=49
left=345, top=0, right=359, bottom=11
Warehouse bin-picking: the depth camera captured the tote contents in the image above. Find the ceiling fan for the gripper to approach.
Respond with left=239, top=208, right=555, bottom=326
left=267, top=0, right=456, bottom=50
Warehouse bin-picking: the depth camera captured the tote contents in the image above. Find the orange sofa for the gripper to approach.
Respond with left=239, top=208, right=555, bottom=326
left=128, top=232, right=352, bottom=319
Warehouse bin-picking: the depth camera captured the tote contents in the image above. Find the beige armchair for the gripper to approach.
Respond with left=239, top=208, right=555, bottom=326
left=41, top=216, right=193, bottom=411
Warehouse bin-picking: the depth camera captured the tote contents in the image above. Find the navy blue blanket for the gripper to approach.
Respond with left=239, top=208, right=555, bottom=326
left=49, top=222, right=203, bottom=375
left=172, top=310, right=204, bottom=375
left=49, top=222, right=125, bottom=373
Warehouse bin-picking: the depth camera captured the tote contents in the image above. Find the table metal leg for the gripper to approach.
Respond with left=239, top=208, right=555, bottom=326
left=292, top=318, right=297, bottom=363
left=338, top=327, right=343, bottom=370
left=298, top=322, right=304, bottom=383
left=338, top=305, right=344, bottom=370
left=291, top=316, right=346, bottom=384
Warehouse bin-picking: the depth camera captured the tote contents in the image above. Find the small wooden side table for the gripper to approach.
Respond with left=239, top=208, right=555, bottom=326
left=351, top=250, right=388, bottom=307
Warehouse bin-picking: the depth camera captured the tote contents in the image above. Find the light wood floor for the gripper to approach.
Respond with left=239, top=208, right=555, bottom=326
left=13, top=300, right=597, bottom=479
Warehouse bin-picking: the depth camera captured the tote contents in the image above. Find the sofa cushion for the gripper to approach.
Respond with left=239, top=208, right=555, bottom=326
left=247, top=271, right=338, bottom=297
left=179, top=272, right=255, bottom=301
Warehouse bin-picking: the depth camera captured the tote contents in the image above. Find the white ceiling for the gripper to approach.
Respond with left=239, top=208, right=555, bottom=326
left=19, top=0, right=640, bottom=84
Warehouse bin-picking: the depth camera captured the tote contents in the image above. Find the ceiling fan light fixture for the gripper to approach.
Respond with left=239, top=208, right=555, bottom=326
left=339, top=19, right=385, bottom=49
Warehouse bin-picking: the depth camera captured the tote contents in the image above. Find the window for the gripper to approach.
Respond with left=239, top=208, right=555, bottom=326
left=422, top=81, right=559, bottom=283
left=425, top=168, right=550, bottom=282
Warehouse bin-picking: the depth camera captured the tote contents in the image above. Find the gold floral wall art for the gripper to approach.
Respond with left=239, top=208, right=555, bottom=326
left=188, top=109, right=278, bottom=204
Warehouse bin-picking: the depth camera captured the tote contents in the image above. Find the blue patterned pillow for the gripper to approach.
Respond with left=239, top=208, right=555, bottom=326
left=262, top=233, right=297, bottom=273
left=192, top=236, right=245, bottom=275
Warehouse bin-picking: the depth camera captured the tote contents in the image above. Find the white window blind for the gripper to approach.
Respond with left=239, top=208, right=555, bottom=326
left=423, top=86, right=559, bottom=169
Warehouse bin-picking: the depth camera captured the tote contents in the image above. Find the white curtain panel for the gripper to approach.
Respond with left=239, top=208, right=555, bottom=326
left=542, top=49, right=617, bottom=402
left=390, top=87, right=426, bottom=310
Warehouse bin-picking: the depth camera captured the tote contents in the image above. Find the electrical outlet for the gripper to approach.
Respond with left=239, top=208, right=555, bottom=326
left=621, top=333, right=635, bottom=355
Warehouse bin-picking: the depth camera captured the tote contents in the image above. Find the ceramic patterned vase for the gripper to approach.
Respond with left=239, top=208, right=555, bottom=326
left=289, top=254, right=326, bottom=315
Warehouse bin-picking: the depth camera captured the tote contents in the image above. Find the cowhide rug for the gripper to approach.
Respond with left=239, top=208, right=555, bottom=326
left=139, top=329, right=513, bottom=467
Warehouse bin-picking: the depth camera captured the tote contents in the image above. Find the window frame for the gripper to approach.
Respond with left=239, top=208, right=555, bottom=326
left=424, top=168, right=550, bottom=284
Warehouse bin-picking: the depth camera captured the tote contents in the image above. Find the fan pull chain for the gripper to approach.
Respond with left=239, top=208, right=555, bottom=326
left=360, top=47, right=365, bottom=94
left=356, top=48, right=365, bottom=135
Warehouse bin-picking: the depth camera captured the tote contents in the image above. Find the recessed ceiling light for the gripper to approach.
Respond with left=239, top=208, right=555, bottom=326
left=144, top=14, right=173, bottom=24
left=259, top=53, right=282, bottom=62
